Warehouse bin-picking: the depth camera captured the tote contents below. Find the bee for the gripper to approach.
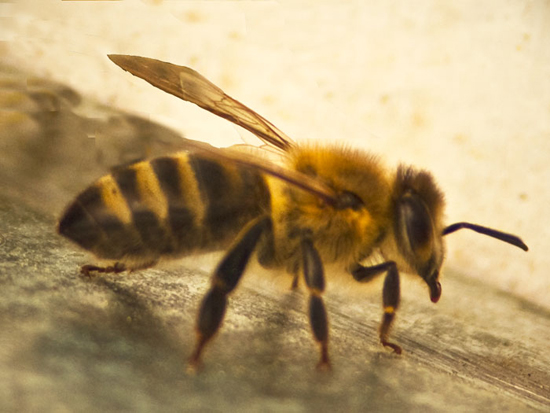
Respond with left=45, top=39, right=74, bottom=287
left=58, top=55, right=528, bottom=370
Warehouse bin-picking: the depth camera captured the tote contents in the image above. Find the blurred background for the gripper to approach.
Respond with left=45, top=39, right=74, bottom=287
left=2, top=0, right=547, bottom=309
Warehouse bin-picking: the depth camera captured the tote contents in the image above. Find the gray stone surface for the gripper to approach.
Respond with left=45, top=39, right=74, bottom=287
left=1, top=194, right=549, bottom=412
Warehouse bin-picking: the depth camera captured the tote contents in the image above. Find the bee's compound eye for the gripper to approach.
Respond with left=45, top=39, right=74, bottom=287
left=396, top=193, right=435, bottom=262
left=338, top=191, right=363, bottom=210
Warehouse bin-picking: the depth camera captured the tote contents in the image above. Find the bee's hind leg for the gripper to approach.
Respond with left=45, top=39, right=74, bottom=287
left=351, top=262, right=402, bottom=354
left=189, top=216, right=272, bottom=371
left=80, top=262, right=126, bottom=278
left=80, top=260, right=157, bottom=278
left=301, top=236, right=330, bottom=370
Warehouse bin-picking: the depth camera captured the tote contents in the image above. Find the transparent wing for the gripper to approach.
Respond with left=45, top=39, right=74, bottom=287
left=108, top=54, right=337, bottom=205
left=160, top=137, right=338, bottom=207
left=108, top=54, right=294, bottom=152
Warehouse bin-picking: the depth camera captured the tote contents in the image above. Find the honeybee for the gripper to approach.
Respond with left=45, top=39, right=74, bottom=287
left=58, top=55, right=528, bottom=370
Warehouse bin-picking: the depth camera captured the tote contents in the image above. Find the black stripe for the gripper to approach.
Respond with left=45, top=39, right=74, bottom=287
left=239, top=167, right=271, bottom=211
left=58, top=186, right=134, bottom=260
left=188, top=157, right=236, bottom=243
left=188, top=157, right=271, bottom=247
left=58, top=197, right=101, bottom=251
left=94, top=214, right=135, bottom=260
left=77, top=184, right=104, bottom=211
left=133, top=209, right=173, bottom=254
left=188, top=157, right=228, bottom=208
left=112, top=167, right=140, bottom=207
left=151, top=156, right=203, bottom=252
left=151, top=157, right=182, bottom=202
left=167, top=206, right=200, bottom=251
left=111, top=167, right=169, bottom=255
left=78, top=186, right=137, bottom=259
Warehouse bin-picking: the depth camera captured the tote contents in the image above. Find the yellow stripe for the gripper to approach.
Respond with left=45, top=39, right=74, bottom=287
left=384, top=306, right=395, bottom=314
left=131, top=161, right=168, bottom=220
left=98, top=175, right=132, bottom=224
left=174, top=153, right=205, bottom=225
left=266, top=176, right=287, bottom=223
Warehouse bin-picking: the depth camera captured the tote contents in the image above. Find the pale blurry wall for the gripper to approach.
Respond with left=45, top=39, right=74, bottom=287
left=2, top=1, right=548, bottom=309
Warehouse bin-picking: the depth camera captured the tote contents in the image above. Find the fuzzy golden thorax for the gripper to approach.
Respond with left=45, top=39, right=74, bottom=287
left=267, top=145, right=393, bottom=269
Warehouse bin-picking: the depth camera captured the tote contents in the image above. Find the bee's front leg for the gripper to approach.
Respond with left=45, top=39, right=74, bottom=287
left=301, top=236, right=330, bottom=370
left=351, top=262, right=402, bottom=354
left=189, top=216, right=272, bottom=371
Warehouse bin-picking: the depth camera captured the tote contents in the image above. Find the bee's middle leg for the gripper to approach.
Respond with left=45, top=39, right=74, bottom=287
left=301, top=237, right=330, bottom=369
left=189, top=216, right=272, bottom=370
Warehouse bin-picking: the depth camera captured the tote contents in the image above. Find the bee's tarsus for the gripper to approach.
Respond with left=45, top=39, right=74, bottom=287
left=308, top=295, right=330, bottom=366
left=80, top=262, right=126, bottom=278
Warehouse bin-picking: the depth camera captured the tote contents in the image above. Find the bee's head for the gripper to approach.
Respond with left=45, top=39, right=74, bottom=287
left=392, top=166, right=528, bottom=304
left=392, top=166, right=445, bottom=303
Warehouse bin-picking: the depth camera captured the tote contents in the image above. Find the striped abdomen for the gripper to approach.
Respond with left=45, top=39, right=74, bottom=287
left=58, top=153, right=270, bottom=265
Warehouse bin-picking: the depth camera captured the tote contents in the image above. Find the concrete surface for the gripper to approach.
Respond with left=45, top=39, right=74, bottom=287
left=1, top=192, right=549, bottom=412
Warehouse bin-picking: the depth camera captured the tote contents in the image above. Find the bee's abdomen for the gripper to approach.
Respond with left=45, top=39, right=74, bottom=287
left=58, top=153, right=270, bottom=263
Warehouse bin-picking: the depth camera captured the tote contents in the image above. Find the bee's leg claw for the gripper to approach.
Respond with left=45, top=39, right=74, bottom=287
left=381, top=340, right=403, bottom=355
left=187, top=344, right=205, bottom=374
left=316, top=343, right=332, bottom=371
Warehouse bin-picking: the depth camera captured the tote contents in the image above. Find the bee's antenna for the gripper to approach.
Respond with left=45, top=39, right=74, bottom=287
left=442, top=222, right=528, bottom=251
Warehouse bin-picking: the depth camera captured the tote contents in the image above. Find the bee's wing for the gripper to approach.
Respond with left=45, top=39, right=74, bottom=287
left=165, top=138, right=338, bottom=207
left=108, top=54, right=338, bottom=205
left=108, top=54, right=294, bottom=152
